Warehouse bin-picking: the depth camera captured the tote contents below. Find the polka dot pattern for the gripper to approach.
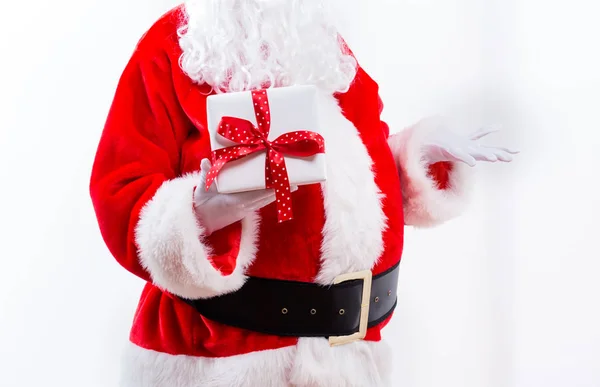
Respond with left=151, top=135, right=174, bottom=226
left=205, top=89, right=326, bottom=223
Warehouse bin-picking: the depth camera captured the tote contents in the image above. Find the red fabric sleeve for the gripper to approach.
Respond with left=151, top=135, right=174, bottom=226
left=378, top=94, right=390, bottom=139
left=89, top=43, right=244, bottom=284
left=89, top=49, right=182, bottom=281
left=338, top=35, right=390, bottom=140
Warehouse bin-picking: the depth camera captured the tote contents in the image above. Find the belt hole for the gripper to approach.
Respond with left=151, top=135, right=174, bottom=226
left=339, top=309, right=345, bottom=315
left=374, top=297, right=380, bottom=303
left=281, top=308, right=288, bottom=315
left=387, top=290, right=392, bottom=296
left=310, top=309, right=317, bottom=315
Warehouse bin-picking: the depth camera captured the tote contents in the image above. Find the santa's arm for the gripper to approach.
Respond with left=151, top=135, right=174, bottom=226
left=89, top=44, right=259, bottom=300
left=341, top=40, right=513, bottom=228
left=371, top=81, right=474, bottom=227
left=387, top=120, right=473, bottom=227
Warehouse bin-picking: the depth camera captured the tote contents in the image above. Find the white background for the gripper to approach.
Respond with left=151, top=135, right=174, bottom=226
left=1, top=0, right=599, bottom=386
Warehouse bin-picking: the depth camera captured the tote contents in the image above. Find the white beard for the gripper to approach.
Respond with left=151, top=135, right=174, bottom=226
left=178, top=0, right=357, bottom=94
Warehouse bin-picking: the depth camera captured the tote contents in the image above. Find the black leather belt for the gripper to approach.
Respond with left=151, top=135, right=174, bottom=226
left=181, top=262, right=400, bottom=345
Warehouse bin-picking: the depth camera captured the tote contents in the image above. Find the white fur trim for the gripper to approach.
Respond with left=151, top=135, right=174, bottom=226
left=315, top=93, right=387, bottom=284
left=388, top=120, right=474, bottom=227
left=290, top=338, right=392, bottom=387
left=119, top=340, right=392, bottom=387
left=135, top=173, right=260, bottom=299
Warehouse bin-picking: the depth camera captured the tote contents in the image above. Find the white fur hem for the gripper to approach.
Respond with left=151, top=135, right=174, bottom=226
left=135, top=173, right=260, bottom=299
left=388, top=120, right=473, bottom=227
left=119, top=339, right=392, bottom=387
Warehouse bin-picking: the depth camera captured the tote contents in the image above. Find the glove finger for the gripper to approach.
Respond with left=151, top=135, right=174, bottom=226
left=245, top=184, right=298, bottom=211
left=199, top=158, right=219, bottom=193
left=245, top=193, right=278, bottom=212
left=491, top=149, right=514, bottom=162
left=228, top=188, right=277, bottom=206
left=200, top=158, right=213, bottom=173
left=467, top=146, right=498, bottom=162
left=469, top=125, right=501, bottom=140
left=235, top=183, right=299, bottom=209
left=198, top=168, right=207, bottom=187
left=482, top=145, right=520, bottom=154
left=246, top=189, right=276, bottom=206
left=233, top=182, right=299, bottom=203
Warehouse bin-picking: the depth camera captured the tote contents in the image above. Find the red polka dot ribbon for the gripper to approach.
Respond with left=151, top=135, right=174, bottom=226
left=205, top=89, right=325, bottom=223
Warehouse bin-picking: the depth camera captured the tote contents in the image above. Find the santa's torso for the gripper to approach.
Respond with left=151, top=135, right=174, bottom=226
left=113, top=7, right=404, bottom=387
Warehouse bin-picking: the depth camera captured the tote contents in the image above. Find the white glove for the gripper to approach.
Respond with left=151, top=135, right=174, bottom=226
left=420, top=117, right=519, bottom=167
left=194, top=159, right=296, bottom=235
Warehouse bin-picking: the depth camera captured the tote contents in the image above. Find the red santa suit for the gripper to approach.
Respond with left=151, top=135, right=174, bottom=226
left=90, top=6, right=471, bottom=387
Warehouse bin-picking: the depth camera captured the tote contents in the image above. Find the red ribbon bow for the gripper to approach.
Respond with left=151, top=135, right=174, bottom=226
left=205, top=89, right=325, bottom=222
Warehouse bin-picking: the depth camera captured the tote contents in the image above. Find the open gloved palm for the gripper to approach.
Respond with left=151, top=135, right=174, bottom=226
left=419, top=117, right=519, bottom=166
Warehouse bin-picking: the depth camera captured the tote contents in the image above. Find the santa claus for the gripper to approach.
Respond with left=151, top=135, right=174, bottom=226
left=90, top=0, right=517, bottom=386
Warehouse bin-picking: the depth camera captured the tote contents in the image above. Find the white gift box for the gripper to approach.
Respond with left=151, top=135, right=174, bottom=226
left=206, top=85, right=327, bottom=194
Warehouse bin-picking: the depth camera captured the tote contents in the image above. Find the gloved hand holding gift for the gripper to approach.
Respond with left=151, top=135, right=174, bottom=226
left=194, top=158, right=299, bottom=235
left=204, top=85, right=327, bottom=223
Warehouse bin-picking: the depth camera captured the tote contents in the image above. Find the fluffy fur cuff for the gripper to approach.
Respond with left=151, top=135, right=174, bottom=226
left=135, top=173, right=260, bottom=299
left=388, top=121, right=474, bottom=227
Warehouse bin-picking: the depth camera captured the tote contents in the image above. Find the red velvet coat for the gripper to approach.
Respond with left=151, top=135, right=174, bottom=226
left=90, top=6, right=471, bottom=387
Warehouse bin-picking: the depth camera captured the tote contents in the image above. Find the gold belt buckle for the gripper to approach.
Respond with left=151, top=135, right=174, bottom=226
left=328, top=270, right=373, bottom=347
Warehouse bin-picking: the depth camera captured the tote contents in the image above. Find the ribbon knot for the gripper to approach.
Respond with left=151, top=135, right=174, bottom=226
left=205, top=89, right=325, bottom=223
